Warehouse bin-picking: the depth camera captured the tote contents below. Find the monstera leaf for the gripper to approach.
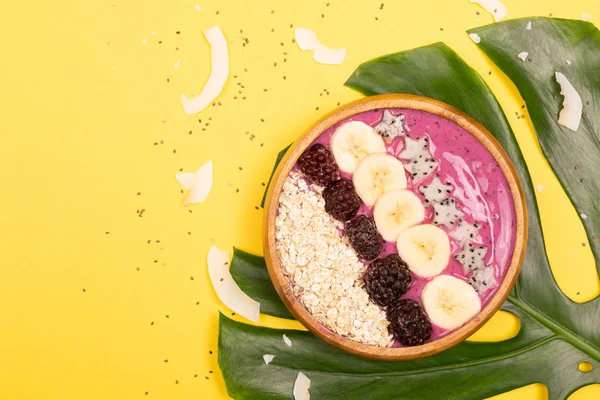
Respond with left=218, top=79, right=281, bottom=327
left=470, top=18, right=600, bottom=267
left=221, top=31, right=600, bottom=399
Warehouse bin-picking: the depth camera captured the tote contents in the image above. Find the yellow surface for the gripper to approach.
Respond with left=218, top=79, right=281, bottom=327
left=0, top=0, right=598, bottom=399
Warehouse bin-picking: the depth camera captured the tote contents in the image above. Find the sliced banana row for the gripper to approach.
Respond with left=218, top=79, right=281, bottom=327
left=331, top=121, right=451, bottom=275
left=329, top=120, right=483, bottom=331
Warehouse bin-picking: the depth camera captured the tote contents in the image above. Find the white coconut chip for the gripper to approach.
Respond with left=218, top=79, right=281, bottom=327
left=517, top=52, right=528, bottom=62
left=283, top=334, right=292, bottom=347
left=313, top=44, right=347, bottom=65
left=207, top=246, right=260, bottom=322
left=176, top=173, right=195, bottom=189
left=469, top=33, right=481, bottom=44
left=470, top=265, right=497, bottom=293
left=566, top=60, right=572, bottom=65
left=174, top=59, right=180, bottom=69
left=419, top=175, right=453, bottom=204
left=555, top=72, right=583, bottom=132
left=582, top=14, right=592, bottom=21
left=581, top=213, right=588, bottom=220
left=263, top=354, right=275, bottom=365
left=469, top=0, right=508, bottom=22
left=195, top=5, right=202, bottom=11
left=526, top=21, right=532, bottom=30
left=294, top=28, right=347, bottom=65
left=451, top=221, right=481, bottom=246
left=536, top=184, right=544, bottom=192
left=294, top=28, right=318, bottom=51
left=176, top=161, right=213, bottom=205
left=432, top=198, right=465, bottom=228
left=181, top=26, right=229, bottom=115
left=293, top=372, right=311, bottom=400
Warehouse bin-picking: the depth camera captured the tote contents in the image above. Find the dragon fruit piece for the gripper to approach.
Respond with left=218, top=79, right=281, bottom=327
left=375, top=110, right=407, bottom=143
left=470, top=265, right=497, bottom=293
left=419, top=175, right=453, bottom=204
left=450, top=221, right=481, bottom=247
left=432, top=198, right=464, bottom=228
left=454, top=243, right=487, bottom=274
left=405, top=155, right=439, bottom=184
left=398, top=136, right=429, bottom=160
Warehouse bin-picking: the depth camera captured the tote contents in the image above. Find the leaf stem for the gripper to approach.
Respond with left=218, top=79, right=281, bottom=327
left=508, top=295, right=600, bottom=361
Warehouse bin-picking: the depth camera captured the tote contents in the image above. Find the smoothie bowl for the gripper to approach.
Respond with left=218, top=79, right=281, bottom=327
left=263, top=94, right=527, bottom=360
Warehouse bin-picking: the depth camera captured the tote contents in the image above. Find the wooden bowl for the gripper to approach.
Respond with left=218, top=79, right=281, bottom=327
left=263, top=94, right=527, bottom=360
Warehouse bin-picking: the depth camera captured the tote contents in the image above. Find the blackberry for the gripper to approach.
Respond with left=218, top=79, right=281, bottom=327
left=345, top=215, right=382, bottom=261
left=387, top=299, right=431, bottom=346
left=297, top=144, right=339, bottom=186
left=363, top=255, right=411, bottom=306
left=322, top=179, right=361, bottom=221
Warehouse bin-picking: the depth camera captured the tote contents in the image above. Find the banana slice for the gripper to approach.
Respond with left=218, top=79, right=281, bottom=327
left=373, top=189, right=425, bottom=242
left=330, top=121, right=386, bottom=173
left=396, top=224, right=450, bottom=277
left=421, top=275, right=481, bottom=330
left=353, top=153, right=407, bottom=206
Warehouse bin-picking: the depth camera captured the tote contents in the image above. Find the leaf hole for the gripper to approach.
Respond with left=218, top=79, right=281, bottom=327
left=578, top=361, right=593, bottom=373
left=467, top=310, right=520, bottom=342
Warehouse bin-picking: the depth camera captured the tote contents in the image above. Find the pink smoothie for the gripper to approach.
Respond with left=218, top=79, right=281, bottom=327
left=300, top=108, right=516, bottom=346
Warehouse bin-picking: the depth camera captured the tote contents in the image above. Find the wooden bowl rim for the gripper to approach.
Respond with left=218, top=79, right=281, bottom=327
left=263, top=94, right=528, bottom=360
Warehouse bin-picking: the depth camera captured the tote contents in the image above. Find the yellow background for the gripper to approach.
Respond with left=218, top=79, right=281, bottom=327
left=0, top=0, right=598, bottom=398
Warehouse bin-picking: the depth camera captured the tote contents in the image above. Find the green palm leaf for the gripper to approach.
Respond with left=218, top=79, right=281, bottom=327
left=221, top=29, right=600, bottom=399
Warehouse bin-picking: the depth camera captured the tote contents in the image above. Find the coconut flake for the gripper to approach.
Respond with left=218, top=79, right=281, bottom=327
left=517, top=52, right=528, bottom=62
left=536, top=184, right=544, bottom=192
left=526, top=21, right=532, bottom=30
left=263, top=354, right=275, bottom=365
left=469, top=0, right=507, bottom=22
left=294, top=28, right=318, bottom=51
left=181, top=26, right=229, bottom=115
left=313, top=44, right=347, bottom=65
left=293, top=372, right=311, bottom=400
left=174, top=59, right=180, bottom=69
left=294, top=28, right=346, bottom=65
left=176, top=161, right=213, bottom=205
left=555, top=72, right=583, bottom=132
left=581, top=213, right=588, bottom=220
left=207, top=246, right=260, bottom=322
left=582, top=13, right=592, bottom=21
left=176, top=173, right=195, bottom=189
left=195, top=4, right=201, bottom=11
left=283, top=334, right=292, bottom=347
left=468, top=33, right=481, bottom=44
